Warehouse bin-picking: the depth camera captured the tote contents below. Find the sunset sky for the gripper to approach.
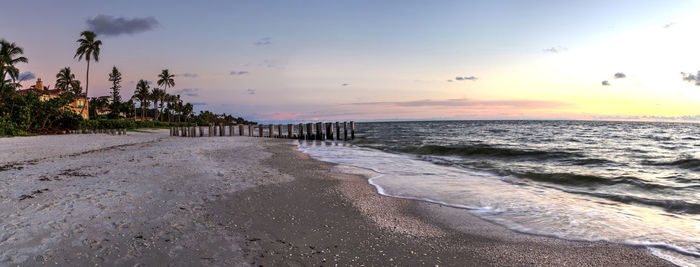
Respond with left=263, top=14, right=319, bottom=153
left=3, top=0, right=700, bottom=122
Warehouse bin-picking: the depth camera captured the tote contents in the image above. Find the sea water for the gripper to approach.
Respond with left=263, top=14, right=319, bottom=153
left=297, top=121, right=699, bottom=266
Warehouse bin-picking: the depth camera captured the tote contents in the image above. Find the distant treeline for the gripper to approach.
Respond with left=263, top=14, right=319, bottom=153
left=0, top=35, right=255, bottom=136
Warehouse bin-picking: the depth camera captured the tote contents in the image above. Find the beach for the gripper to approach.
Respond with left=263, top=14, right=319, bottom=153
left=0, top=130, right=672, bottom=266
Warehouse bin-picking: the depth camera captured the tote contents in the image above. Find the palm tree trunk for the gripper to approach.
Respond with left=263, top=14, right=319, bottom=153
left=79, top=60, right=90, bottom=119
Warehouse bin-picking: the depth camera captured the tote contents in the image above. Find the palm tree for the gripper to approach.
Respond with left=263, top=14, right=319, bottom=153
left=174, top=95, right=183, bottom=122
left=183, top=102, right=193, bottom=122
left=156, top=69, right=175, bottom=117
left=150, top=88, right=165, bottom=121
left=74, top=31, right=102, bottom=119
left=133, top=80, right=150, bottom=120
left=0, top=40, right=28, bottom=95
left=55, top=67, right=82, bottom=95
left=164, top=94, right=177, bottom=122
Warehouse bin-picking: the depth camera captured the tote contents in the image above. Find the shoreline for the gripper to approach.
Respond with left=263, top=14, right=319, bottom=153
left=222, top=139, right=673, bottom=266
left=0, top=132, right=674, bottom=266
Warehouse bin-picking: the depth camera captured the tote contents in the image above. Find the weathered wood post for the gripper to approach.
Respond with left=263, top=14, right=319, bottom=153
left=258, top=124, right=263, bottom=137
left=298, top=123, right=304, bottom=139
left=218, top=123, right=224, bottom=136
left=307, top=123, right=314, bottom=140
left=208, top=124, right=213, bottom=137
left=277, top=125, right=283, bottom=138
left=287, top=124, right=294, bottom=139
left=229, top=125, right=234, bottom=136
left=248, top=125, right=253, bottom=136
left=343, top=122, right=348, bottom=141
left=239, top=124, right=244, bottom=136
left=335, top=122, right=340, bottom=140
left=350, top=121, right=355, bottom=139
left=316, top=122, right=323, bottom=140
left=267, top=124, right=273, bottom=138
left=329, top=123, right=335, bottom=140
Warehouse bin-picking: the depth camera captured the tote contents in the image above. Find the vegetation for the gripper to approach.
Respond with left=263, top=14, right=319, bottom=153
left=74, top=31, right=102, bottom=119
left=0, top=36, right=256, bottom=136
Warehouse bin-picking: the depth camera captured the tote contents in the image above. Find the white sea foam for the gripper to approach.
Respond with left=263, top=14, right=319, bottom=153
left=297, top=140, right=700, bottom=266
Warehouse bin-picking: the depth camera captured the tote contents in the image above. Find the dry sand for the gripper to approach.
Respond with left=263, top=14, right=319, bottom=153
left=0, top=130, right=673, bottom=266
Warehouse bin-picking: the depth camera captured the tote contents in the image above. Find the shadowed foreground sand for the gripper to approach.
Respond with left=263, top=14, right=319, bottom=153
left=0, top=130, right=672, bottom=266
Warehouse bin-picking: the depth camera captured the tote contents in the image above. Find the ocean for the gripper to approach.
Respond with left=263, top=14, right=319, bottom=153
left=296, top=120, right=700, bottom=266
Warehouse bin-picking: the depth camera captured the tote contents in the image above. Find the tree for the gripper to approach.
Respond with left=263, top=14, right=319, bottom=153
left=156, top=69, right=174, bottom=118
left=74, top=31, right=102, bottom=119
left=108, top=66, right=122, bottom=117
left=0, top=40, right=28, bottom=96
left=133, top=80, right=150, bottom=120
left=183, top=102, right=193, bottom=122
left=55, top=67, right=82, bottom=96
left=150, top=88, right=165, bottom=121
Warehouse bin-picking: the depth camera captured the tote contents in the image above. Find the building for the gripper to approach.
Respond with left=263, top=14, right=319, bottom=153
left=17, top=78, right=89, bottom=119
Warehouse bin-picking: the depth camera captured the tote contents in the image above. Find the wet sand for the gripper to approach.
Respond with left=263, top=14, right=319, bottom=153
left=0, top=131, right=672, bottom=266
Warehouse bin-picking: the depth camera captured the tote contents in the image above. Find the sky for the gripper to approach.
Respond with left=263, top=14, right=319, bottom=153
left=3, top=0, right=700, bottom=123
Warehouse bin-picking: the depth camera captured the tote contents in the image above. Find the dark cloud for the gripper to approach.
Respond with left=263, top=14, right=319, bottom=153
left=341, top=83, right=349, bottom=86
left=18, top=71, right=35, bottom=82
left=664, top=22, right=676, bottom=28
left=455, top=76, right=478, bottom=81
left=349, top=98, right=570, bottom=109
left=601, top=80, right=610, bottom=86
left=614, top=72, right=626, bottom=79
left=86, top=15, right=159, bottom=36
left=181, top=73, right=199, bottom=78
left=254, top=37, right=272, bottom=45
left=681, top=71, right=700, bottom=86
left=247, top=89, right=256, bottom=95
left=174, top=88, right=200, bottom=96
left=230, top=71, right=249, bottom=76
left=543, top=46, right=567, bottom=53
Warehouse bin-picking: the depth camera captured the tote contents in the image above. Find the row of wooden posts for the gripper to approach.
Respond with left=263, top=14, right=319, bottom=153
left=170, top=121, right=355, bottom=141
left=63, top=129, right=127, bottom=135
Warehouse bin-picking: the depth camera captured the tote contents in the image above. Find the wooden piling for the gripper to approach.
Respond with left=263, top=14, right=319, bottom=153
left=343, top=122, right=348, bottom=141
left=258, top=125, right=263, bottom=137
left=306, top=123, right=313, bottom=140
left=287, top=124, right=294, bottom=139
left=325, top=123, right=333, bottom=140
left=335, top=122, right=340, bottom=140
left=298, top=123, right=304, bottom=139
left=248, top=125, right=253, bottom=136
left=350, top=121, right=355, bottom=139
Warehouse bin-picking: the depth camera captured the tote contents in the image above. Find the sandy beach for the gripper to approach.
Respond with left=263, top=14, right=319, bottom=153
left=0, top=130, right=672, bottom=266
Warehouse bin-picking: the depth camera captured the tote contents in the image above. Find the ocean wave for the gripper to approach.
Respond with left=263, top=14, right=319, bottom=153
left=516, top=172, right=670, bottom=189
left=398, top=144, right=582, bottom=160
left=644, top=157, right=700, bottom=170
left=576, top=191, right=700, bottom=214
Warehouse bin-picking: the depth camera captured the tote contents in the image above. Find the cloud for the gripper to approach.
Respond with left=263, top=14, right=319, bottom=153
left=447, top=80, right=453, bottom=82
left=174, top=88, right=200, bottom=96
left=181, top=73, right=199, bottom=78
left=18, top=71, right=35, bottom=82
left=681, top=71, right=700, bottom=86
left=254, top=37, right=272, bottom=45
left=86, top=15, right=159, bottom=36
left=601, top=80, right=610, bottom=86
left=341, top=83, right=349, bottom=86
left=614, top=72, right=626, bottom=79
left=455, top=76, right=478, bottom=81
left=229, top=71, right=249, bottom=76
left=190, top=102, right=207, bottom=106
left=348, top=98, right=570, bottom=109
left=247, top=89, right=256, bottom=95
left=664, top=22, right=676, bottom=28
left=543, top=46, right=567, bottom=53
